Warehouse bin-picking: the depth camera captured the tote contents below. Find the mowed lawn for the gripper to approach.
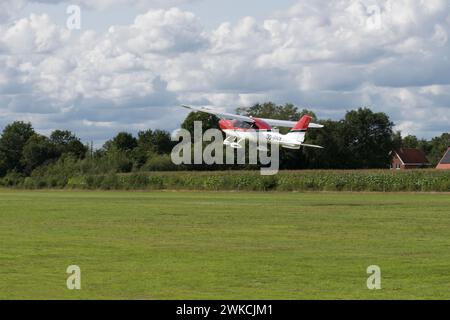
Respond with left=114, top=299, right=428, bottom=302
left=0, top=190, right=449, bottom=300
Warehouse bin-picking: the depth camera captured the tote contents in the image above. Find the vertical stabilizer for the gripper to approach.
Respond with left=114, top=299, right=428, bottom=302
left=286, top=115, right=312, bottom=142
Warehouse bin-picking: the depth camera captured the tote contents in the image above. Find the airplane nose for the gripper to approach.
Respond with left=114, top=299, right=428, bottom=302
left=219, top=120, right=229, bottom=130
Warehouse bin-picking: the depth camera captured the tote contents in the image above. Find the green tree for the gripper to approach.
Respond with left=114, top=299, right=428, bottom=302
left=101, top=132, right=137, bottom=173
left=132, top=129, right=175, bottom=168
left=0, top=157, right=6, bottom=177
left=304, top=120, right=349, bottom=169
left=417, top=139, right=432, bottom=156
left=402, top=135, right=419, bottom=148
left=343, top=108, right=394, bottom=168
left=148, top=130, right=174, bottom=154
left=105, top=132, right=137, bottom=152
left=21, top=134, right=58, bottom=174
left=0, top=121, right=35, bottom=175
left=50, top=130, right=87, bottom=159
left=428, top=133, right=450, bottom=165
left=133, top=130, right=154, bottom=168
left=391, top=131, right=403, bottom=150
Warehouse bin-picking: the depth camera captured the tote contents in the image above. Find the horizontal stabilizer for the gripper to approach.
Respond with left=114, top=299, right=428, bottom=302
left=301, top=144, right=324, bottom=149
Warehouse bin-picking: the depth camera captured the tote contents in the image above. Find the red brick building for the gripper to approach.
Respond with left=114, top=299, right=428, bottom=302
left=436, top=147, right=450, bottom=170
left=391, top=148, right=430, bottom=170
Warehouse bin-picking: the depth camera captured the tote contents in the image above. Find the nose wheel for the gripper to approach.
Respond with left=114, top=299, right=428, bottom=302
left=224, top=136, right=244, bottom=149
left=230, top=141, right=244, bottom=149
left=223, top=136, right=235, bottom=146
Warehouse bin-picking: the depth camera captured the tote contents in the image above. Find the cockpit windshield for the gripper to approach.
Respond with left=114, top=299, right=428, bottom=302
left=233, top=121, right=255, bottom=129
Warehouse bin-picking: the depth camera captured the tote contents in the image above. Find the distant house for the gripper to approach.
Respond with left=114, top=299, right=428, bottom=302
left=390, top=148, right=430, bottom=170
left=436, top=147, right=450, bottom=170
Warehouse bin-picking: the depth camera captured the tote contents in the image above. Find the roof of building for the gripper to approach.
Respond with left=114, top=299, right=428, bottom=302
left=437, top=147, right=450, bottom=169
left=394, top=148, right=429, bottom=165
left=438, top=147, right=450, bottom=164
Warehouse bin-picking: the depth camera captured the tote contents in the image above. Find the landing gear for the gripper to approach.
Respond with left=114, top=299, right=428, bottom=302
left=223, top=136, right=235, bottom=146
left=223, top=136, right=244, bottom=149
left=231, top=139, right=244, bottom=149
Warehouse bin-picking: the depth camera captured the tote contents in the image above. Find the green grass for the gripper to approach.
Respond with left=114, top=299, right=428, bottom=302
left=0, top=190, right=449, bottom=299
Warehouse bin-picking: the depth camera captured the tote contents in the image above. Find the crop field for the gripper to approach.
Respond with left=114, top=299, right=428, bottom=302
left=0, top=190, right=449, bottom=299
left=3, top=169, right=450, bottom=192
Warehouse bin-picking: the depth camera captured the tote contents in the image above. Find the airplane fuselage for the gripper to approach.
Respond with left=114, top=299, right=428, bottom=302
left=223, top=129, right=302, bottom=150
left=217, top=117, right=321, bottom=150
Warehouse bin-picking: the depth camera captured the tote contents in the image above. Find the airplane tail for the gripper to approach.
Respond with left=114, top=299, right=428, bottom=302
left=286, top=115, right=312, bottom=143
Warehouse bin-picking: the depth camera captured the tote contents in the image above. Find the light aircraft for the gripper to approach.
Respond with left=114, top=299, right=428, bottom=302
left=182, top=105, right=324, bottom=150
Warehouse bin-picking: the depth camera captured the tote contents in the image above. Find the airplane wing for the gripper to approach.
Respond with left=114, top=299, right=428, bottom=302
left=260, top=118, right=324, bottom=129
left=182, top=105, right=324, bottom=128
left=301, top=143, right=324, bottom=149
left=182, top=105, right=253, bottom=122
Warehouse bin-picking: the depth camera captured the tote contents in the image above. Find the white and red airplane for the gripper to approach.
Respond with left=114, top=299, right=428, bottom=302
left=182, top=105, right=324, bottom=150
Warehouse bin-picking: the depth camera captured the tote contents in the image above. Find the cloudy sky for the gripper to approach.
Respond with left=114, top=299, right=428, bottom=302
left=0, top=0, right=449, bottom=145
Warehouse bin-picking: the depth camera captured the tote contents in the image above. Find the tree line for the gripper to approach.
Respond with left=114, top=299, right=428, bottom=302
left=0, top=103, right=448, bottom=183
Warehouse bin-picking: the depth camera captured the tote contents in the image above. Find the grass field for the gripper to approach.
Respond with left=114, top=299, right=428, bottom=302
left=0, top=190, right=449, bottom=300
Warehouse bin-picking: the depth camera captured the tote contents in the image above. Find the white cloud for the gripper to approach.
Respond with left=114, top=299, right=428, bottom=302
left=111, top=7, right=208, bottom=54
left=0, top=0, right=27, bottom=23
left=1, top=14, right=70, bottom=53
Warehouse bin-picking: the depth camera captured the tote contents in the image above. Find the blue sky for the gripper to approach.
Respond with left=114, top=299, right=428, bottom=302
left=0, top=0, right=449, bottom=145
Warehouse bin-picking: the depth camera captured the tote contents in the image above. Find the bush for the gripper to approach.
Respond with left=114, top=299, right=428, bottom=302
left=142, top=154, right=177, bottom=171
left=2, top=169, right=449, bottom=192
left=67, top=176, right=87, bottom=189
left=0, top=171, right=25, bottom=187
left=100, top=174, right=121, bottom=190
